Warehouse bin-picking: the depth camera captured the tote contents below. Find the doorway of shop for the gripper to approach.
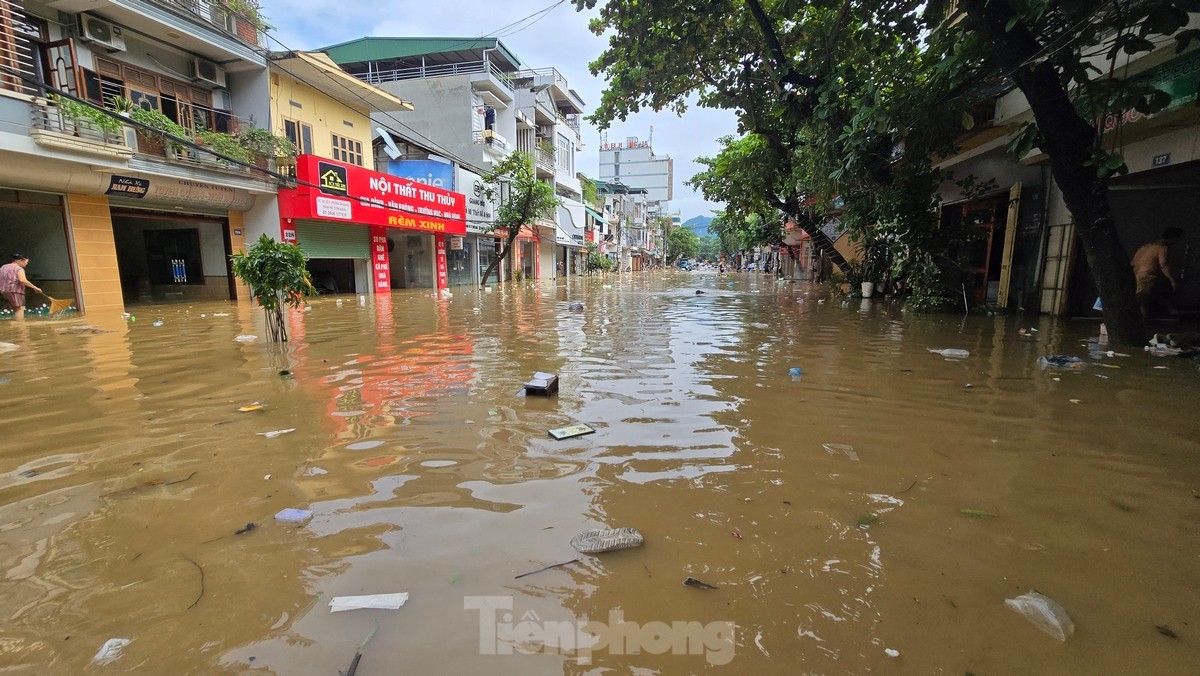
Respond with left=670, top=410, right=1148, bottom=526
left=111, top=210, right=234, bottom=304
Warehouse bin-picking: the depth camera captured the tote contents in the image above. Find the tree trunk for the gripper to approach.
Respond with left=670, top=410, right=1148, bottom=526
left=480, top=226, right=522, bottom=287
left=960, top=0, right=1147, bottom=346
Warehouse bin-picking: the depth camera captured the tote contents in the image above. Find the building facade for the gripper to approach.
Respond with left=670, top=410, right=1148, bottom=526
left=0, top=0, right=275, bottom=316
left=322, top=37, right=587, bottom=286
left=598, top=135, right=673, bottom=213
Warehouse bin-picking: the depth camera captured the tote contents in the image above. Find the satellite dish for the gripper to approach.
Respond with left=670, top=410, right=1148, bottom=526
left=376, top=127, right=401, bottom=160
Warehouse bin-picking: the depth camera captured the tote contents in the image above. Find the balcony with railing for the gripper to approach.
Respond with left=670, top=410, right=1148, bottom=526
left=150, top=0, right=266, bottom=47
left=511, top=67, right=586, bottom=115
left=535, top=147, right=556, bottom=174
left=358, top=59, right=515, bottom=102
left=29, top=100, right=135, bottom=161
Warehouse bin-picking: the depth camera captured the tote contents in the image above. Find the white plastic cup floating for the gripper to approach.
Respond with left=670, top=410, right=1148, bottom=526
left=359, top=295, right=366, bottom=305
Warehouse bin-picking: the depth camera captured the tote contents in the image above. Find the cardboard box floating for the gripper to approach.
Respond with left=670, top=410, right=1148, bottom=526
left=524, top=372, right=559, bottom=396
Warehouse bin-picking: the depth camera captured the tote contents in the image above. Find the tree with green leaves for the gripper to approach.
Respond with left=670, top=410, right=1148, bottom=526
left=480, top=152, right=561, bottom=286
left=667, top=227, right=701, bottom=262
left=926, top=0, right=1200, bottom=344
left=698, top=235, right=720, bottom=261
left=230, top=235, right=315, bottom=343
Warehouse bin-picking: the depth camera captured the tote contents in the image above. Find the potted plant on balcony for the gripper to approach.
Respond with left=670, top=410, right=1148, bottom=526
left=236, top=127, right=297, bottom=170
left=47, top=93, right=124, bottom=140
left=195, top=128, right=253, bottom=166
left=128, top=107, right=190, bottom=157
left=223, top=0, right=271, bottom=38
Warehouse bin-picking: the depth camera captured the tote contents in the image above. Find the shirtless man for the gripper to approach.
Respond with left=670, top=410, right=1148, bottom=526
left=1130, top=227, right=1183, bottom=319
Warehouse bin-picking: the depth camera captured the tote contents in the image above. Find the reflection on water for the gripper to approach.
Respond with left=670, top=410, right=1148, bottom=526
left=1, top=274, right=1198, bottom=674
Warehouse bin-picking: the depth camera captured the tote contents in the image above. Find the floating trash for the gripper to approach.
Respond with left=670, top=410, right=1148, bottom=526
left=1038, top=355, right=1085, bottom=370
left=274, top=508, right=313, bottom=524
left=570, top=527, right=644, bottom=554
left=928, top=348, right=970, bottom=359
left=92, top=638, right=131, bottom=665
left=550, top=423, right=595, bottom=440
left=683, top=577, right=718, bottom=590
left=822, top=443, right=859, bottom=461
left=1005, top=591, right=1074, bottom=641
left=788, top=367, right=803, bottom=377
left=237, top=403, right=267, bottom=412
left=234, top=334, right=257, bottom=343
left=257, top=428, right=296, bottom=439
left=346, top=440, right=384, bottom=451
left=329, top=592, right=409, bottom=613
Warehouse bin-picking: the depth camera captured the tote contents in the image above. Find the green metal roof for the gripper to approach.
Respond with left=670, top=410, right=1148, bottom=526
left=321, top=37, right=522, bottom=71
left=584, top=205, right=606, bottom=222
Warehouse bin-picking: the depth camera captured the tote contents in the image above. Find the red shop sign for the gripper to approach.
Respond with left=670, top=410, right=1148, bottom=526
left=279, top=155, right=467, bottom=235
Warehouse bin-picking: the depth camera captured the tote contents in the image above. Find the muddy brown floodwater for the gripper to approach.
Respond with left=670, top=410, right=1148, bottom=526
left=1, top=272, right=1198, bottom=675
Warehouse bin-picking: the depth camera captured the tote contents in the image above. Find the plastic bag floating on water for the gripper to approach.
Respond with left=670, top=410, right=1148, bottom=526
left=234, top=334, right=257, bottom=343
left=92, top=638, right=131, bottom=665
left=1005, top=591, right=1074, bottom=641
left=928, top=348, right=970, bottom=359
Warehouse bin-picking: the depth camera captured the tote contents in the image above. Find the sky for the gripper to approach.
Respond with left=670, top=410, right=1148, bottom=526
left=258, top=0, right=737, bottom=221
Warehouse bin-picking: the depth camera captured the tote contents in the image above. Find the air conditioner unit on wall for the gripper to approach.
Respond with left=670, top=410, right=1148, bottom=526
left=77, top=14, right=125, bottom=52
left=190, top=58, right=227, bottom=88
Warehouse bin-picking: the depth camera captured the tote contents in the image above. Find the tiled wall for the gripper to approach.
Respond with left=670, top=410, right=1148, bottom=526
left=228, top=210, right=251, bottom=300
left=65, top=194, right=123, bottom=315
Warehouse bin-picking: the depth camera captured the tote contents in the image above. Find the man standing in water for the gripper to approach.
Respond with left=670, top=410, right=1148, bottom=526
left=1, top=253, right=41, bottom=321
left=1131, top=227, right=1183, bottom=319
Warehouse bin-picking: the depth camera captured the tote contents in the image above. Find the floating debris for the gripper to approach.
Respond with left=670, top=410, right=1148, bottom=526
left=959, top=508, right=997, bottom=518
left=329, top=593, right=409, bottom=613
left=549, top=424, right=595, bottom=440
left=928, top=348, right=970, bottom=359
left=257, top=428, right=295, bottom=439
left=683, top=577, right=719, bottom=590
left=238, top=403, right=267, bottom=412
left=274, top=508, right=313, bottom=524
left=1038, top=355, right=1086, bottom=370
left=570, top=527, right=644, bottom=554
left=1005, top=591, right=1074, bottom=641
left=92, top=638, right=131, bottom=665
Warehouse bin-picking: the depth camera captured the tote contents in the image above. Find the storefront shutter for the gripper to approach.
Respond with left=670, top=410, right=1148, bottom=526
left=294, top=221, right=369, bottom=258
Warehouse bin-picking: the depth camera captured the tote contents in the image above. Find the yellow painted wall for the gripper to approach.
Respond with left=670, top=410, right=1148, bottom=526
left=65, top=194, right=124, bottom=315
left=227, top=210, right=251, bottom=300
left=269, top=70, right=373, bottom=161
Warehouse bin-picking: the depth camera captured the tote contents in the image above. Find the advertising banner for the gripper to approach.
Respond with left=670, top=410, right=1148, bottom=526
left=279, top=155, right=467, bottom=235
left=370, top=226, right=390, bottom=292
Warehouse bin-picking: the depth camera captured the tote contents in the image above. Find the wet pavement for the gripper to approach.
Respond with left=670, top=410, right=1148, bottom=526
left=1, top=272, right=1198, bottom=674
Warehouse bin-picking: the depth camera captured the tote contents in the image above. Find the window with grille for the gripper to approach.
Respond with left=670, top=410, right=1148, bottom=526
left=331, top=134, right=363, bottom=166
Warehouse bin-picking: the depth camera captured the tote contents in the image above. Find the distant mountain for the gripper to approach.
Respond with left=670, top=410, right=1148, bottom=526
left=683, top=215, right=713, bottom=236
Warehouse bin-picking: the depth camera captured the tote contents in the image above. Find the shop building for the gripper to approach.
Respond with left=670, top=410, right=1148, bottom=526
left=278, top=155, right=466, bottom=292
left=323, top=38, right=587, bottom=282
left=0, top=0, right=275, bottom=315
left=255, top=50, right=415, bottom=294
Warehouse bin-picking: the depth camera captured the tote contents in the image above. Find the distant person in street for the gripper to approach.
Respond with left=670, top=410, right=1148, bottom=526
left=1, top=253, right=40, bottom=321
left=1131, top=227, right=1183, bottom=319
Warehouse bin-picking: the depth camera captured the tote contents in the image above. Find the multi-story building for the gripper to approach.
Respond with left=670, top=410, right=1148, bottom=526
left=321, top=37, right=587, bottom=285
left=598, top=134, right=673, bottom=216
left=596, top=179, right=648, bottom=272
left=262, top=50, right=466, bottom=296
left=0, top=0, right=278, bottom=314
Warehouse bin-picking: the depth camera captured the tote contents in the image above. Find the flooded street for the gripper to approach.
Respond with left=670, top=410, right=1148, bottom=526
left=2, top=272, right=1198, bottom=674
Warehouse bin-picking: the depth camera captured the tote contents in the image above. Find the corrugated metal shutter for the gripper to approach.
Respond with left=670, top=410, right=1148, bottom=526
left=294, top=221, right=369, bottom=258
